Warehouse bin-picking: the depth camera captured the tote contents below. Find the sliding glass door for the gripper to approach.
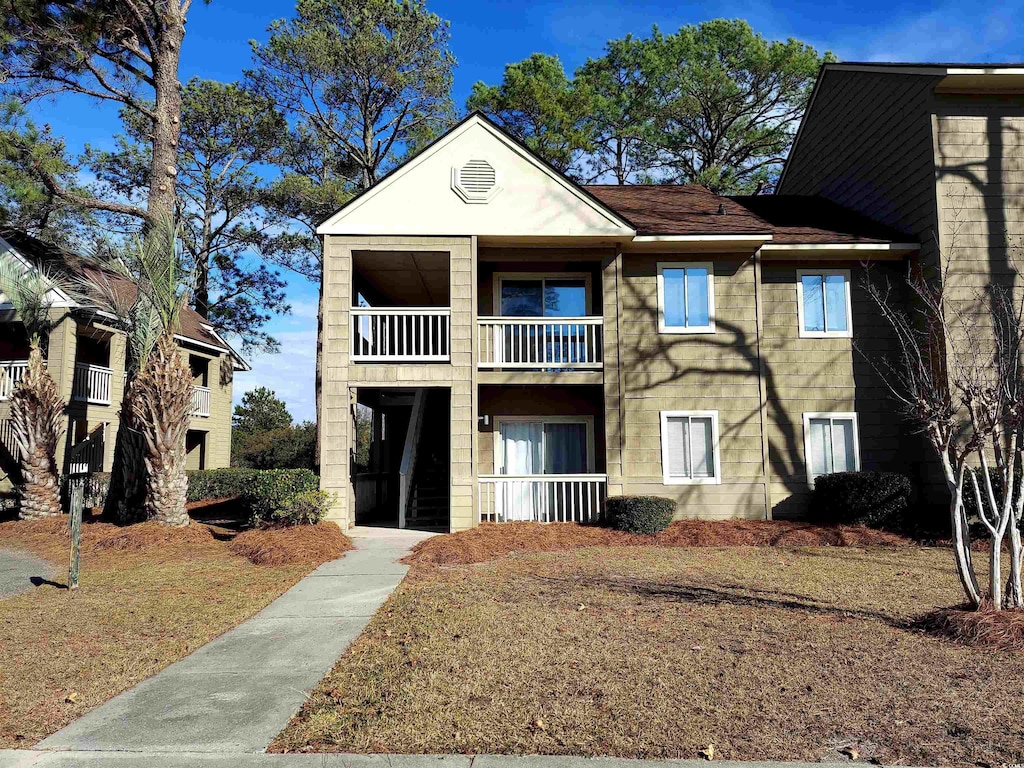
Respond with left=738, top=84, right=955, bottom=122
left=497, top=419, right=590, bottom=521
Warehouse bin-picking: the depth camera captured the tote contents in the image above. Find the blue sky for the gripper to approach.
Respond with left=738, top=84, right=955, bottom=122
left=26, top=0, right=1024, bottom=422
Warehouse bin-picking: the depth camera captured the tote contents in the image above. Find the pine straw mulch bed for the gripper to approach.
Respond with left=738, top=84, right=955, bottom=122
left=0, top=517, right=351, bottom=747
left=914, top=603, right=1024, bottom=653
left=229, top=522, right=353, bottom=566
left=273, top=543, right=1024, bottom=766
left=403, top=520, right=912, bottom=567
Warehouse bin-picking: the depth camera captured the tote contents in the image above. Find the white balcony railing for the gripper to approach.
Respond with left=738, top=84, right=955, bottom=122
left=350, top=308, right=451, bottom=362
left=477, top=317, right=603, bottom=370
left=0, top=360, right=29, bottom=400
left=192, top=385, right=211, bottom=417
left=72, top=363, right=113, bottom=405
left=478, top=474, right=608, bottom=524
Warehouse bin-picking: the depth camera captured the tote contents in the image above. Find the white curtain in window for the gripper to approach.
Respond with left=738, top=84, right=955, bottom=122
left=499, top=422, right=542, bottom=520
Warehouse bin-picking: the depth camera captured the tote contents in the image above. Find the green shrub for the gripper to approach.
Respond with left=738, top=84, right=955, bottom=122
left=248, top=469, right=321, bottom=527
left=186, top=468, right=258, bottom=503
left=255, top=489, right=336, bottom=527
left=810, top=471, right=913, bottom=530
left=606, top=495, right=676, bottom=534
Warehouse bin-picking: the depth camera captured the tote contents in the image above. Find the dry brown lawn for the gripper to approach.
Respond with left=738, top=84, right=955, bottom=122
left=0, top=518, right=346, bottom=747
left=273, top=543, right=1024, bottom=766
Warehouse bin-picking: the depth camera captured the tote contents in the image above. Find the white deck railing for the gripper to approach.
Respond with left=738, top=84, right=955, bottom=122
left=478, top=474, right=608, bottom=524
left=477, top=317, right=603, bottom=369
left=72, top=363, right=113, bottom=405
left=0, top=360, right=29, bottom=400
left=192, top=385, right=211, bottom=417
left=351, top=308, right=451, bottom=362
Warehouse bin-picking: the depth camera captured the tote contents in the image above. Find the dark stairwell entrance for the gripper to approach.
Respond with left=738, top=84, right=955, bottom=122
left=354, top=387, right=450, bottom=532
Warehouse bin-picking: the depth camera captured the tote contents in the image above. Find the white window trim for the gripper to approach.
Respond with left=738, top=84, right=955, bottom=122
left=795, top=268, right=853, bottom=339
left=659, top=410, right=722, bottom=485
left=493, top=415, right=596, bottom=474
left=493, top=272, right=593, bottom=318
left=657, top=262, right=716, bottom=334
left=802, top=411, right=861, bottom=488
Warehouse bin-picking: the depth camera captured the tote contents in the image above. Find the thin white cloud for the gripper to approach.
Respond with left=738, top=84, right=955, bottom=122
left=839, top=1, right=1024, bottom=62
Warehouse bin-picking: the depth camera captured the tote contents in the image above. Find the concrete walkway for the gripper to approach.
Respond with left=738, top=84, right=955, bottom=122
left=0, top=548, right=56, bottom=599
left=36, top=526, right=434, bottom=754
left=0, top=752, right=863, bottom=767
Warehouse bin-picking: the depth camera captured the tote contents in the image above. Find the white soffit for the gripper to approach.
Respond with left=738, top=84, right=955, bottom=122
left=317, top=115, right=635, bottom=238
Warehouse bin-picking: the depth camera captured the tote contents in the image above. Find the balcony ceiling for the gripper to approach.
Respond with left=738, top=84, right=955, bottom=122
left=353, top=250, right=450, bottom=306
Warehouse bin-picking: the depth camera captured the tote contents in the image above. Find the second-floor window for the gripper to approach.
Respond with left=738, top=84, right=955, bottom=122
left=658, top=263, right=715, bottom=333
left=797, top=269, right=852, bottom=338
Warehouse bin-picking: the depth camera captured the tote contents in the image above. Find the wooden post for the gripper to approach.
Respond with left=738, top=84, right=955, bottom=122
left=69, top=483, right=83, bottom=590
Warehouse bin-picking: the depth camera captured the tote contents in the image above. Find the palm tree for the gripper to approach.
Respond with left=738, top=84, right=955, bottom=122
left=0, top=255, right=71, bottom=519
left=86, top=220, right=194, bottom=526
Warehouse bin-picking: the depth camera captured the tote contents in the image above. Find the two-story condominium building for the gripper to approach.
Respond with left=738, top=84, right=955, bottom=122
left=317, top=109, right=927, bottom=532
left=0, top=229, right=247, bottom=495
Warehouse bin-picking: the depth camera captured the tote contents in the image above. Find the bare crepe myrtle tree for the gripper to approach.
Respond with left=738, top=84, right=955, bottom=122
left=863, top=257, right=1024, bottom=610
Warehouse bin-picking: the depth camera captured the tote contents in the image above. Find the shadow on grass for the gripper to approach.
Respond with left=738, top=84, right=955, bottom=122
left=535, top=573, right=912, bottom=630
left=29, top=576, right=67, bottom=591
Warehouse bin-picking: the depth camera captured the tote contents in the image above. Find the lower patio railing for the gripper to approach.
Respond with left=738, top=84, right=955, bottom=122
left=478, top=474, right=608, bottom=524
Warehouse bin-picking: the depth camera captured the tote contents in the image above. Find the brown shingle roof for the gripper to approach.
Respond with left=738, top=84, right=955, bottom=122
left=586, top=185, right=771, bottom=236
left=729, top=195, right=913, bottom=244
left=585, top=185, right=915, bottom=245
left=1, top=228, right=245, bottom=365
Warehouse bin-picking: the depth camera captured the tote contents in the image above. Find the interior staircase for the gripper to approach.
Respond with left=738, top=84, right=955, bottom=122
left=404, top=390, right=450, bottom=530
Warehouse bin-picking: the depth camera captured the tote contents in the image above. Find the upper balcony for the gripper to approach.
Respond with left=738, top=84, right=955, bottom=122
left=0, top=360, right=28, bottom=401
left=349, top=249, right=452, bottom=365
left=476, top=269, right=603, bottom=383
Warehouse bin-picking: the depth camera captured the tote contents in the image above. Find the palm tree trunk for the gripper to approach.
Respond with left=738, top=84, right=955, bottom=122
left=103, top=415, right=146, bottom=524
left=131, top=332, right=193, bottom=526
left=10, top=347, right=64, bottom=519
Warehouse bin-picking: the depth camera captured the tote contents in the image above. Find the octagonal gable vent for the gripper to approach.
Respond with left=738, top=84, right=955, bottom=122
left=451, top=159, right=500, bottom=203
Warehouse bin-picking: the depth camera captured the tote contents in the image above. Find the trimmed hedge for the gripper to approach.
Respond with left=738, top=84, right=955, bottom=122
left=186, top=468, right=259, bottom=503
left=810, top=471, right=913, bottom=530
left=606, top=495, right=676, bottom=535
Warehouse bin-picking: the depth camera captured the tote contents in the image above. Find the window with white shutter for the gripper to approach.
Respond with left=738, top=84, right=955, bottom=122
left=803, top=412, right=860, bottom=486
left=660, top=411, right=721, bottom=484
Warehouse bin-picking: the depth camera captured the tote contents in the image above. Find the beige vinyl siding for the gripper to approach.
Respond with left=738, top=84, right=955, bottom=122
left=618, top=253, right=767, bottom=519
left=760, top=261, right=908, bottom=516
left=780, top=69, right=942, bottom=270
left=934, top=102, right=1024, bottom=314
left=320, top=235, right=477, bottom=531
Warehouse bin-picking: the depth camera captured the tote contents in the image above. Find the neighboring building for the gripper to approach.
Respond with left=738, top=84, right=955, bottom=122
left=316, top=110, right=924, bottom=532
left=778, top=62, right=1024, bottom=501
left=0, top=229, right=248, bottom=496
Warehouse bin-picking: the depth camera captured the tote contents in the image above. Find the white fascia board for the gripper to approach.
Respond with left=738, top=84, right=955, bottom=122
left=759, top=242, right=919, bottom=252
left=317, top=115, right=635, bottom=237
left=633, top=234, right=773, bottom=243
left=944, top=67, right=1024, bottom=75
left=173, top=333, right=230, bottom=356
left=0, top=235, right=78, bottom=308
left=201, top=324, right=251, bottom=371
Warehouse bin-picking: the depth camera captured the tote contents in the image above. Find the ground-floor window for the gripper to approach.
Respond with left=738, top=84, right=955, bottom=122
left=803, top=412, right=860, bottom=486
left=495, top=417, right=593, bottom=475
left=660, top=411, right=721, bottom=485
